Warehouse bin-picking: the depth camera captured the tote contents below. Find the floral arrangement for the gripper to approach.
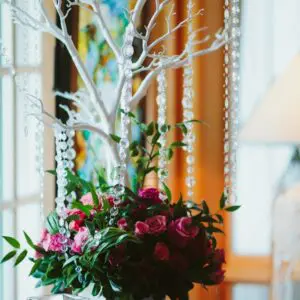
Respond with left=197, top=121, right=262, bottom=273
left=1, top=115, right=239, bottom=300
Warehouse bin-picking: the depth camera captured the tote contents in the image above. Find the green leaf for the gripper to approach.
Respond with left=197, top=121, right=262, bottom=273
left=2, top=236, right=20, bottom=249
left=1, top=250, right=17, bottom=264
left=129, top=140, right=139, bottom=151
left=109, top=279, right=122, bottom=292
left=176, top=123, right=188, bottom=135
left=85, top=220, right=96, bottom=236
left=24, top=231, right=36, bottom=250
left=14, top=250, right=28, bottom=266
left=46, top=212, right=60, bottom=234
left=63, top=255, right=78, bottom=268
left=66, top=272, right=78, bottom=286
left=46, top=170, right=57, bottom=176
left=66, top=214, right=80, bottom=223
left=92, top=284, right=101, bottom=297
left=225, top=205, right=241, bottom=212
left=131, top=149, right=139, bottom=157
left=171, top=141, right=187, bottom=148
left=162, top=183, right=172, bottom=202
left=72, top=202, right=93, bottom=216
left=109, top=134, right=121, bottom=143
left=146, top=122, right=155, bottom=136
left=201, top=200, right=210, bottom=215
left=215, top=214, right=224, bottom=224
left=152, top=132, right=161, bottom=145
left=167, top=148, right=174, bottom=160
left=88, top=182, right=99, bottom=206
left=206, top=226, right=224, bottom=235
left=30, top=259, right=42, bottom=276
left=185, top=119, right=210, bottom=127
left=220, top=193, right=227, bottom=209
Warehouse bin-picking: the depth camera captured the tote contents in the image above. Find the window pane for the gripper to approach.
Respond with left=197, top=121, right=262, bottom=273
left=0, top=2, right=13, bottom=66
left=15, top=0, right=42, bottom=66
left=233, top=146, right=292, bottom=255
left=16, top=73, right=41, bottom=198
left=1, top=75, right=14, bottom=202
left=16, top=203, right=42, bottom=299
left=1, top=209, right=15, bottom=300
left=233, top=284, right=269, bottom=300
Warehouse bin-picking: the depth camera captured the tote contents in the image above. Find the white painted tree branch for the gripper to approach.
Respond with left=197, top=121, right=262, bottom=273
left=1, top=0, right=229, bottom=172
left=130, top=30, right=226, bottom=109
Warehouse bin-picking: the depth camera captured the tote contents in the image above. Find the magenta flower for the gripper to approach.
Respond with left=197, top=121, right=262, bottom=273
left=134, top=221, right=150, bottom=237
left=117, top=218, right=129, bottom=230
left=145, top=215, right=167, bottom=235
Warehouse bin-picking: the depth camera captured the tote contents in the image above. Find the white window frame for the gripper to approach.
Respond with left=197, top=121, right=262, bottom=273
left=0, top=2, right=55, bottom=299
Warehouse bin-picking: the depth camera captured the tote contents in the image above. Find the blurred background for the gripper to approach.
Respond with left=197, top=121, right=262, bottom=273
left=1, top=0, right=300, bottom=299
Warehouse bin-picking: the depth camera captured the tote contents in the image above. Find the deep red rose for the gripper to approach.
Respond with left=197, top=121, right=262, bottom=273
left=138, top=188, right=163, bottom=205
left=168, top=217, right=199, bottom=248
left=135, top=221, right=150, bottom=237
left=145, top=215, right=167, bottom=235
left=170, top=251, right=189, bottom=271
left=117, top=218, right=129, bottom=230
left=212, top=249, right=226, bottom=267
left=154, top=242, right=170, bottom=261
left=209, top=269, right=225, bottom=284
left=67, top=209, right=86, bottom=231
left=186, top=227, right=209, bottom=263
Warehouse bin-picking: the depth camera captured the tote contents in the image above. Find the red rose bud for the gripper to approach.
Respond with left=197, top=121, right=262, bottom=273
left=145, top=215, right=167, bottom=235
left=134, top=221, right=150, bottom=237
left=154, top=242, right=170, bottom=261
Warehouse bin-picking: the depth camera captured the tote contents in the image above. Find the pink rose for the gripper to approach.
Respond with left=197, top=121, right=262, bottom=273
left=71, top=227, right=89, bottom=254
left=48, top=233, right=67, bottom=253
left=67, top=209, right=86, bottom=231
left=168, top=217, right=199, bottom=248
left=80, top=193, right=102, bottom=210
left=40, top=229, right=51, bottom=251
left=145, top=215, right=167, bottom=235
left=138, top=188, right=163, bottom=205
left=117, top=218, right=128, bottom=230
left=154, top=242, right=170, bottom=261
left=134, top=221, right=150, bottom=237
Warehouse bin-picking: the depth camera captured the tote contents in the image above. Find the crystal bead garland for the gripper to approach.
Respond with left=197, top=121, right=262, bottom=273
left=157, top=65, right=168, bottom=190
left=110, top=24, right=134, bottom=222
left=54, top=125, right=70, bottom=234
left=33, top=0, right=45, bottom=222
left=223, top=0, right=241, bottom=204
left=182, top=0, right=196, bottom=199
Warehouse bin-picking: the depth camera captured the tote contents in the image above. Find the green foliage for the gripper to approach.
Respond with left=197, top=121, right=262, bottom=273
left=2, top=236, right=20, bottom=249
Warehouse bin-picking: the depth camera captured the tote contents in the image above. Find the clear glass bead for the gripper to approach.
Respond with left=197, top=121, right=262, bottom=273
left=186, top=155, right=195, bottom=165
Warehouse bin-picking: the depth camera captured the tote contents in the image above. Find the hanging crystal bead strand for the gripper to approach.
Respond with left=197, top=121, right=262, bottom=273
left=224, top=0, right=241, bottom=204
left=33, top=0, right=45, bottom=223
left=110, top=24, right=134, bottom=222
left=157, top=64, right=168, bottom=191
left=54, top=125, right=69, bottom=228
left=183, top=0, right=196, bottom=199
